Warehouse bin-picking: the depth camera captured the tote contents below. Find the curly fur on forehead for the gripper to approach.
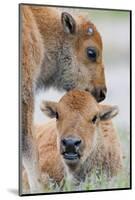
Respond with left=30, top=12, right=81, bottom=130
left=77, top=16, right=103, bottom=49
left=59, top=90, right=97, bottom=111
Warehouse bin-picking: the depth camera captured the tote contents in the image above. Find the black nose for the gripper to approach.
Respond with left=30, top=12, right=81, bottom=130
left=61, top=138, right=81, bottom=153
left=91, top=87, right=107, bottom=102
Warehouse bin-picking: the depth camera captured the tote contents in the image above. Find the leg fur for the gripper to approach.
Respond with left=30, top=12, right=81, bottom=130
left=21, top=5, right=44, bottom=193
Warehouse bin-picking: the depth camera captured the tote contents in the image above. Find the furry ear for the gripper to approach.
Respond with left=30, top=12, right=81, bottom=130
left=40, top=101, right=57, bottom=118
left=61, top=12, right=76, bottom=34
left=99, top=105, right=119, bottom=121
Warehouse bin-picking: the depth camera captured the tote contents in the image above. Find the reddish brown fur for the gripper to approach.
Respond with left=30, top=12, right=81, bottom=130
left=35, top=121, right=64, bottom=184
left=23, top=90, right=123, bottom=191
left=21, top=6, right=44, bottom=138
left=21, top=5, right=107, bottom=193
left=21, top=6, right=106, bottom=140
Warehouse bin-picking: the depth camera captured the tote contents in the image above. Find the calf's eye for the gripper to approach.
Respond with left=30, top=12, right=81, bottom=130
left=92, top=115, right=97, bottom=124
left=87, top=47, right=97, bottom=62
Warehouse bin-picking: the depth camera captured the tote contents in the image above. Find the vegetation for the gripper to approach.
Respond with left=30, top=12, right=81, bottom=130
left=41, top=127, right=130, bottom=194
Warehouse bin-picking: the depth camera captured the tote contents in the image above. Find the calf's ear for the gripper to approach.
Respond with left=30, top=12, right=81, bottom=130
left=99, top=105, right=119, bottom=121
left=40, top=101, right=57, bottom=118
left=61, top=12, right=76, bottom=34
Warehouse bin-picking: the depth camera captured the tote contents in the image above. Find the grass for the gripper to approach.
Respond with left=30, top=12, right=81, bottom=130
left=40, top=126, right=130, bottom=194
left=22, top=126, right=130, bottom=194
left=42, top=169, right=130, bottom=194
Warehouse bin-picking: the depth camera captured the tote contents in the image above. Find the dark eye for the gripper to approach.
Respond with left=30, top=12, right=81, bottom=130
left=92, top=115, right=97, bottom=124
left=87, top=47, right=97, bottom=62
left=56, top=112, right=59, bottom=120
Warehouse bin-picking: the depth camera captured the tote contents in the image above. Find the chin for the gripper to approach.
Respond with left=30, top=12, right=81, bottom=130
left=62, top=153, right=81, bottom=170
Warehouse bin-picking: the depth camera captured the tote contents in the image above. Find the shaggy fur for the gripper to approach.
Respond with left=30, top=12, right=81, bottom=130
left=23, top=90, right=123, bottom=191
left=20, top=5, right=107, bottom=193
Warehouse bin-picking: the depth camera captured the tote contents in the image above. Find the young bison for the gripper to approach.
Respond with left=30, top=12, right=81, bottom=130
left=20, top=5, right=107, bottom=193
left=23, top=90, right=122, bottom=191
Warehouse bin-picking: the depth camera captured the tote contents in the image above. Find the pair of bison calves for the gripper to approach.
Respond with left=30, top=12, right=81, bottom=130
left=21, top=5, right=123, bottom=193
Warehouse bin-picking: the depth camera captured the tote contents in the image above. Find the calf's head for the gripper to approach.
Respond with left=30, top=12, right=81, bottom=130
left=41, top=90, right=118, bottom=171
left=60, top=12, right=107, bottom=102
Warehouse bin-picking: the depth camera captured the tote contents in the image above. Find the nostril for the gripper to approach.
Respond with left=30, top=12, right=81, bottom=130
left=61, top=138, right=81, bottom=148
left=100, top=89, right=106, bottom=101
left=61, top=139, right=67, bottom=146
left=93, top=88, right=107, bottom=102
left=74, top=139, right=81, bottom=146
left=100, top=90, right=105, bottom=99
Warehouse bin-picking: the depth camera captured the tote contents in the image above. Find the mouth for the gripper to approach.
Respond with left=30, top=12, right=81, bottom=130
left=63, top=152, right=80, bottom=160
left=85, top=88, right=106, bottom=102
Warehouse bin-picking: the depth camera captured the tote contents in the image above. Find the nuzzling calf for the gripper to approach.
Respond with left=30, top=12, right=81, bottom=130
left=37, top=90, right=123, bottom=186
left=21, top=6, right=107, bottom=193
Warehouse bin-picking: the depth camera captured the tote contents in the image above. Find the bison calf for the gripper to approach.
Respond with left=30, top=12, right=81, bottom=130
left=23, top=90, right=122, bottom=191
left=21, top=5, right=107, bottom=192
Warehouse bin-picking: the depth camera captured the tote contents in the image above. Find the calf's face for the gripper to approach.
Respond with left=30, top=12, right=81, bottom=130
left=60, top=12, right=107, bottom=102
left=41, top=90, right=118, bottom=171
